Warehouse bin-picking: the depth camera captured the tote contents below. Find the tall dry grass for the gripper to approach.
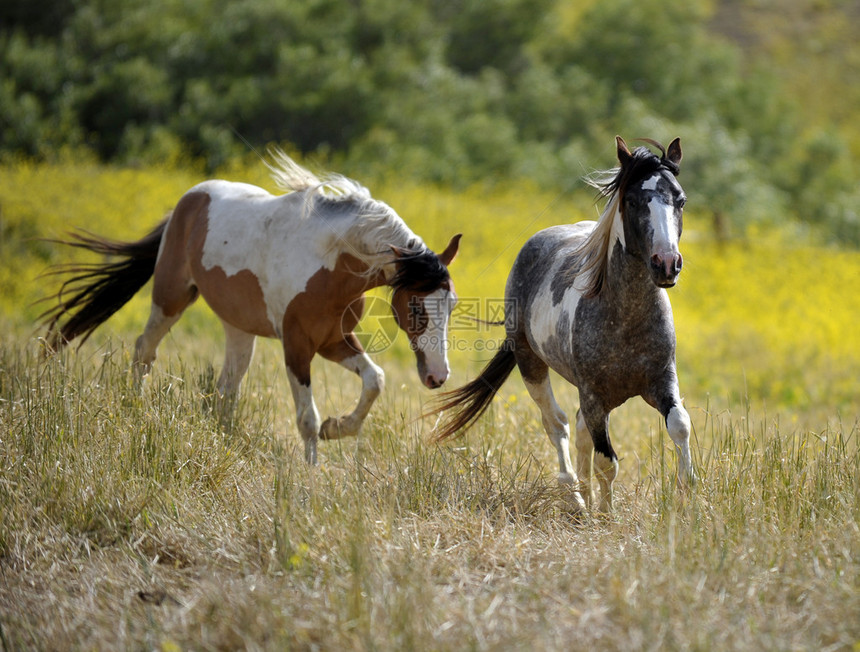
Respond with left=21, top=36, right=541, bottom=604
left=0, top=337, right=857, bottom=650
left=1, top=158, right=858, bottom=649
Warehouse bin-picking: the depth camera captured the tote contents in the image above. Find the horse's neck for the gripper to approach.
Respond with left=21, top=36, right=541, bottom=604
left=339, top=211, right=418, bottom=286
left=330, top=251, right=390, bottom=294
left=604, top=242, right=665, bottom=316
left=338, top=244, right=397, bottom=289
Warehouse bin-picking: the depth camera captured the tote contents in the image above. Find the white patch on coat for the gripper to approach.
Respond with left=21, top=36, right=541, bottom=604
left=414, top=287, right=456, bottom=382
left=528, top=258, right=566, bottom=357
left=667, top=404, right=694, bottom=482
left=647, top=197, right=680, bottom=254
left=608, top=197, right=626, bottom=251
left=641, top=174, right=661, bottom=191
left=528, top=223, right=596, bottom=360
left=340, top=352, right=385, bottom=395
left=194, top=179, right=419, bottom=337
left=198, top=181, right=336, bottom=334
left=667, top=405, right=691, bottom=440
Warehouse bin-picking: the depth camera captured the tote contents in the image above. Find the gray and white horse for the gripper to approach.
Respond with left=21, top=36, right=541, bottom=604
left=433, top=136, right=694, bottom=511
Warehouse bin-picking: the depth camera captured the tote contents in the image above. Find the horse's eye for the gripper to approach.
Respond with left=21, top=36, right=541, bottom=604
left=677, top=196, right=687, bottom=209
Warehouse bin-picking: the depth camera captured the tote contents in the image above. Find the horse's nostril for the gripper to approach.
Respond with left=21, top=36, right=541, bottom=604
left=652, top=253, right=682, bottom=277
left=426, top=373, right=447, bottom=388
left=652, top=254, right=669, bottom=275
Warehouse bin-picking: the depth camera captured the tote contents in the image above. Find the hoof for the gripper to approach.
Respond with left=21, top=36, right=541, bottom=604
left=319, top=416, right=359, bottom=440
left=558, top=473, right=587, bottom=513
left=677, top=467, right=697, bottom=490
left=319, top=417, right=339, bottom=440
left=304, top=438, right=318, bottom=465
left=563, top=488, right=587, bottom=515
left=558, top=489, right=587, bottom=523
left=557, top=483, right=587, bottom=523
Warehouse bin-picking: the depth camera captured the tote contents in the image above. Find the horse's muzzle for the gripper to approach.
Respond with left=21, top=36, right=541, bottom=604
left=651, top=252, right=683, bottom=287
left=415, top=351, right=448, bottom=389
left=423, top=371, right=448, bottom=389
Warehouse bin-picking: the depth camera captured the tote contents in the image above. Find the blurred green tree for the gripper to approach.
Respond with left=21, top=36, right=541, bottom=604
left=1, top=0, right=858, bottom=243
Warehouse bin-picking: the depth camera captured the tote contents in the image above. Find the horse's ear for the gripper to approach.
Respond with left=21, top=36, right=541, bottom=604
left=666, top=137, right=682, bottom=168
left=438, top=233, right=462, bottom=267
left=616, top=136, right=633, bottom=167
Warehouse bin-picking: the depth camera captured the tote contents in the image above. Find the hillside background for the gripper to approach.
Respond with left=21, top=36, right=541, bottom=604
left=2, top=0, right=859, bottom=244
left=2, top=3, right=860, bottom=648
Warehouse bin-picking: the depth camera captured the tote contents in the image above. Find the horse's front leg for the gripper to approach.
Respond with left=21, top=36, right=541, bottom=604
left=650, top=379, right=695, bottom=489
left=667, top=401, right=694, bottom=487
left=648, top=388, right=696, bottom=489
left=579, top=393, right=617, bottom=512
left=318, top=336, right=385, bottom=440
left=283, top=349, right=321, bottom=465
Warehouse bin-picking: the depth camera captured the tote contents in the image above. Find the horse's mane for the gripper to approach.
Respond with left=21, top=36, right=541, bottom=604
left=575, top=144, right=676, bottom=297
left=266, top=147, right=370, bottom=203
left=390, top=248, right=450, bottom=293
left=265, top=148, right=426, bottom=280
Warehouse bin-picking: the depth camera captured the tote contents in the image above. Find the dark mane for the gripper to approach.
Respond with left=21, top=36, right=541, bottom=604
left=390, top=247, right=450, bottom=293
left=572, top=140, right=681, bottom=299
left=595, top=142, right=679, bottom=200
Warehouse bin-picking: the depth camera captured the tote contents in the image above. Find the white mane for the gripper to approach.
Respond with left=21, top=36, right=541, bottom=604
left=572, top=167, right=625, bottom=297
left=265, top=148, right=423, bottom=278
left=266, top=147, right=370, bottom=201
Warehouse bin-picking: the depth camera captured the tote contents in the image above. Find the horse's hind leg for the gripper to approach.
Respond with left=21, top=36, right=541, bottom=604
left=133, top=304, right=185, bottom=386
left=518, top=352, right=585, bottom=511
left=317, top=335, right=384, bottom=440
left=206, top=321, right=256, bottom=420
left=133, top=250, right=198, bottom=386
left=217, top=321, right=256, bottom=396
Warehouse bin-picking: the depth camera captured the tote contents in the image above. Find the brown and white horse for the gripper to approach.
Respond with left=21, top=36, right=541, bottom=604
left=41, top=153, right=461, bottom=463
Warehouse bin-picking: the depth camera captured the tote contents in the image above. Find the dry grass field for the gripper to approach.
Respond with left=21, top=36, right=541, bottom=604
left=1, top=159, right=858, bottom=650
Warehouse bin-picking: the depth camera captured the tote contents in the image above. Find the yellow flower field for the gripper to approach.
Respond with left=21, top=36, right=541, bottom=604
left=2, top=156, right=858, bottom=425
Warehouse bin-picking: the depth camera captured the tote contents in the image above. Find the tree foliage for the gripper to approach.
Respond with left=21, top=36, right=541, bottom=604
left=1, top=0, right=858, bottom=243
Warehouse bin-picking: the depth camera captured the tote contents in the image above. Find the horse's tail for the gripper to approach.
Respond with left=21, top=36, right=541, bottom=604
left=430, top=340, right=517, bottom=441
left=39, top=218, right=169, bottom=351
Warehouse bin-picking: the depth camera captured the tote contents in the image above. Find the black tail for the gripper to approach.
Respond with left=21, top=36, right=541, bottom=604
left=430, top=340, right=517, bottom=441
left=39, top=218, right=169, bottom=350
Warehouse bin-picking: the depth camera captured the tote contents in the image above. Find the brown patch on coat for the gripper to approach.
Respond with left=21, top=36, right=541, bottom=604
left=194, top=266, right=278, bottom=338
left=390, top=287, right=427, bottom=341
left=157, top=191, right=393, bottom=386
left=281, top=254, right=384, bottom=385
left=151, top=191, right=209, bottom=317
left=177, top=197, right=277, bottom=337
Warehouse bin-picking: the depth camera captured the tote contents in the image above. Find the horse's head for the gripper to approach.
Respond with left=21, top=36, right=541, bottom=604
left=616, top=136, right=686, bottom=288
left=390, top=234, right=461, bottom=389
